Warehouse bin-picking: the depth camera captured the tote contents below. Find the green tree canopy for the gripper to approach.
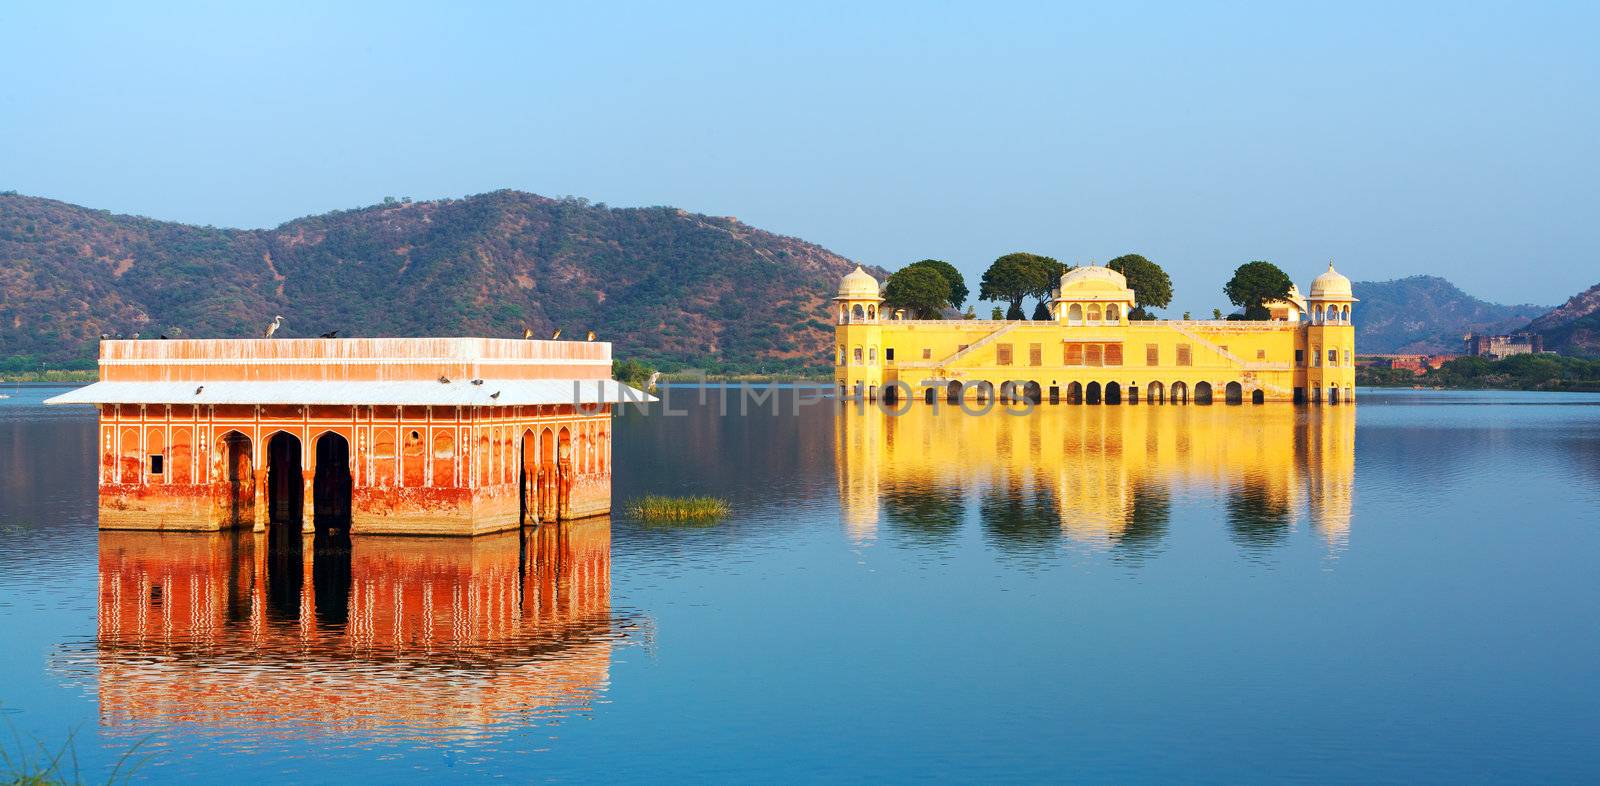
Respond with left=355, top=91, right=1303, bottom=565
left=1106, top=253, right=1173, bottom=319
left=1031, top=300, right=1053, bottom=321
left=1224, top=260, right=1294, bottom=321
left=904, top=259, right=969, bottom=308
left=980, top=252, right=1060, bottom=317
left=883, top=265, right=953, bottom=319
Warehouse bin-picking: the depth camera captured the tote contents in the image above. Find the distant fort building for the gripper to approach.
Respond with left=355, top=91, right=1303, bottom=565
left=833, top=263, right=1357, bottom=405
left=1463, top=332, right=1543, bottom=359
left=46, top=338, right=648, bottom=535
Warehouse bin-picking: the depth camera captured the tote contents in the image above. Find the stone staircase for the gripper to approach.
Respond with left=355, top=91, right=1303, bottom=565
left=897, top=323, right=1020, bottom=372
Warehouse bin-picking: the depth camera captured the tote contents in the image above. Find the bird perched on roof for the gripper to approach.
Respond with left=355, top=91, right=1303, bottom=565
left=159, top=334, right=168, bottom=340
left=100, top=333, right=109, bottom=340
left=490, top=391, right=501, bottom=400
left=438, top=375, right=450, bottom=384
left=646, top=371, right=661, bottom=392
left=551, top=328, right=562, bottom=340
left=194, top=385, right=204, bottom=395
left=586, top=330, right=596, bottom=341
left=471, top=379, right=484, bottom=385
left=523, top=327, right=533, bottom=340
left=265, top=315, right=284, bottom=338
left=319, top=330, right=338, bottom=339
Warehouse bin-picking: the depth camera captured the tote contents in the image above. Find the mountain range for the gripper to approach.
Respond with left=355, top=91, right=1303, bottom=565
left=1, top=191, right=1594, bottom=371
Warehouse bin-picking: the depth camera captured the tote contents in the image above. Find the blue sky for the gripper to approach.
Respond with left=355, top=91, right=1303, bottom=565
left=2, top=1, right=1595, bottom=312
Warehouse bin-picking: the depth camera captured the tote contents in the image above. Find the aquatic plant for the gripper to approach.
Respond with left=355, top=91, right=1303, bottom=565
left=629, top=495, right=729, bottom=523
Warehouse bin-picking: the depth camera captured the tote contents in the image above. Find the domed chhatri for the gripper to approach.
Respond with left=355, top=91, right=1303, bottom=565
left=832, top=261, right=1357, bottom=407
left=836, top=265, right=882, bottom=299
left=1309, top=262, right=1356, bottom=301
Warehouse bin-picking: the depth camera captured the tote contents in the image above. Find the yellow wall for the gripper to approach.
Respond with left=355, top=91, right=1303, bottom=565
left=835, top=316, right=1355, bottom=403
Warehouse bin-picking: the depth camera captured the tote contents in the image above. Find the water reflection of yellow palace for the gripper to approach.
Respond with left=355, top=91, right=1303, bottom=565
left=836, top=403, right=1355, bottom=549
left=89, top=519, right=622, bottom=736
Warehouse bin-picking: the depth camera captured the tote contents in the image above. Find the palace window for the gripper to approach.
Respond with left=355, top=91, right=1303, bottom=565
left=922, top=348, right=932, bottom=360
left=885, top=348, right=895, bottom=362
left=149, top=454, right=164, bottom=475
left=1088, top=305, right=1103, bottom=323
left=869, top=347, right=877, bottom=365
left=1146, top=344, right=1158, bottom=366
left=1105, top=344, right=1123, bottom=366
left=1328, top=348, right=1338, bottom=366
left=1257, top=349, right=1266, bottom=360
left=1312, top=345, right=1321, bottom=366
left=853, top=347, right=863, bottom=365
left=837, top=346, right=845, bottom=365
left=1086, top=344, right=1103, bottom=367
left=996, top=343, right=1013, bottom=366
left=1064, top=343, right=1084, bottom=366
left=1106, top=304, right=1121, bottom=323
left=1345, top=349, right=1352, bottom=364
left=1177, top=344, right=1192, bottom=366
left=1029, top=343, right=1042, bottom=366
left=1295, top=349, right=1305, bottom=364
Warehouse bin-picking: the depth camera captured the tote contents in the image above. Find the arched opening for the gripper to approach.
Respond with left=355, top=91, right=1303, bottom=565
left=946, top=380, right=963, bottom=403
left=219, top=431, right=253, bottom=527
left=1330, top=387, right=1341, bottom=404
left=1314, top=305, right=1325, bottom=323
left=998, top=381, right=1014, bottom=402
left=266, top=431, right=303, bottom=528
left=1342, top=305, right=1350, bottom=322
left=556, top=427, right=573, bottom=520
left=1127, top=384, right=1139, bottom=405
left=1068, top=304, right=1084, bottom=325
left=519, top=429, right=536, bottom=527
left=312, top=432, right=351, bottom=532
left=538, top=428, right=556, bottom=522
left=1023, top=381, right=1042, bottom=404
left=867, top=305, right=877, bottom=320
left=1105, top=381, right=1122, bottom=404
left=924, top=386, right=937, bottom=404
left=851, top=304, right=865, bottom=321
left=1087, top=305, right=1102, bottom=323
left=1171, top=381, right=1188, bottom=404
left=1066, top=381, right=1083, bottom=404
left=974, top=381, right=994, bottom=402
left=1086, top=381, right=1102, bottom=405
left=1149, top=381, right=1165, bottom=404
left=1252, top=389, right=1265, bottom=405
left=1225, top=381, right=1243, bottom=405
left=1195, top=381, right=1214, bottom=405
left=1106, top=304, right=1121, bottom=323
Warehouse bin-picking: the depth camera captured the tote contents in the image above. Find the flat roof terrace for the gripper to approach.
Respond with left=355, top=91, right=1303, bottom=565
left=47, top=337, right=647, bottom=407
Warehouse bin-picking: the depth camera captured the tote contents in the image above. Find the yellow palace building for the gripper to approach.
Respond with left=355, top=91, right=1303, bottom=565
left=833, top=263, right=1357, bottom=405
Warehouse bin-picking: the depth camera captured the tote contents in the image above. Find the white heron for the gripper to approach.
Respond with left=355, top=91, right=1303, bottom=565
left=264, top=315, right=284, bottom=339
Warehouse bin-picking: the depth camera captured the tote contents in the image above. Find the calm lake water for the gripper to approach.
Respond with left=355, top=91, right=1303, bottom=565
left=2, top=384, right=1599, bottom=783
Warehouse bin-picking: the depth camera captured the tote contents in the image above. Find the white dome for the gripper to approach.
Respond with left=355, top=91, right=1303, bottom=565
left=836, top=265, right=881, bottom=299
left=1310, top=263, right=1354, bottom=300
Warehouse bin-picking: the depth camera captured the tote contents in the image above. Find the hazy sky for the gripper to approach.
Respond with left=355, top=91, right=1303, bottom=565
left=3, top=1, right=1595, bottom=312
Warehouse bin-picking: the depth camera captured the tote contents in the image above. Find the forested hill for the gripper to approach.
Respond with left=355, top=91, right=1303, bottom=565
left=0, top=191, right=879, bottom=374
left=1351, top=276, right=1548, bottom=354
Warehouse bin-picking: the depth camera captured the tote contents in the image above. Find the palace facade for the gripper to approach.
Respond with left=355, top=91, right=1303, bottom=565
left=833, top=264, right=1357, bottom=405
left=46, top=337, right=650, bottom=535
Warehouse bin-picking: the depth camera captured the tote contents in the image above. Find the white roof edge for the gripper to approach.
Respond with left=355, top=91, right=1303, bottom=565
left=43, top=379, right=657, bottom=407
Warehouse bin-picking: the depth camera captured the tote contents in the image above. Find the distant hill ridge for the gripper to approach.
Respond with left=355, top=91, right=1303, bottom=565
left=0, top=191, right=883, bottom=374
left=1525, top=281, right=1600, bottom=357
left=1350, top=275, right=1548, bottom=354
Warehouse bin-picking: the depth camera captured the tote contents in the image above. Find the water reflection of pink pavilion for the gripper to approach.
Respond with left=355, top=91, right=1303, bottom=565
left=92, top=519, right=623, bottom=735
left=836, top=404, right=1356, bottom=548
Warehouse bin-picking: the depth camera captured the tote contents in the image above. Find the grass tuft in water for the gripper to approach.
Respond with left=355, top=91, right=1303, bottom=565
left=629, top=495, right=730, bottom=523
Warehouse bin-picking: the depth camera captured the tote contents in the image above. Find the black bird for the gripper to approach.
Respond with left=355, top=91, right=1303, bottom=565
left=470, top=379, right=484, bottom=386
left=489, top=391, right=501, bottom=400
left=194, top=386, right=204, bottom=395
left=319, top=330, right=339, bottom=338
left=159, top=334, right=168, bottom=340
left=438, top=375, right=450, bottom=384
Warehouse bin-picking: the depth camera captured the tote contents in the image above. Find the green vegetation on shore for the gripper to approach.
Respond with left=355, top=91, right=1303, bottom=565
left=1358, top=354, right=1600, bottom=392
left=0, top=369, right=96, bottom=383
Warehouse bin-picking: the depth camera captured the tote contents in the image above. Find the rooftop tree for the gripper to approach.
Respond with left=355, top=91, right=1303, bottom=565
left=1224, top=260, right=1294, bottom=321
left=883, top=265, right=954, bottom=319
left=904, top=259, right=969, bottom=309
left=1106, top=253, right=1173, bottom=320
left=980, top=252, right=1060, bottom=320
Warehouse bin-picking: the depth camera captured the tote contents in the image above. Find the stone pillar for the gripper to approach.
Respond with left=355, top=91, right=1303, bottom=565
left=301, top=469, right=316, bottom=533
left=252, top=468, right=267, bottom=532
